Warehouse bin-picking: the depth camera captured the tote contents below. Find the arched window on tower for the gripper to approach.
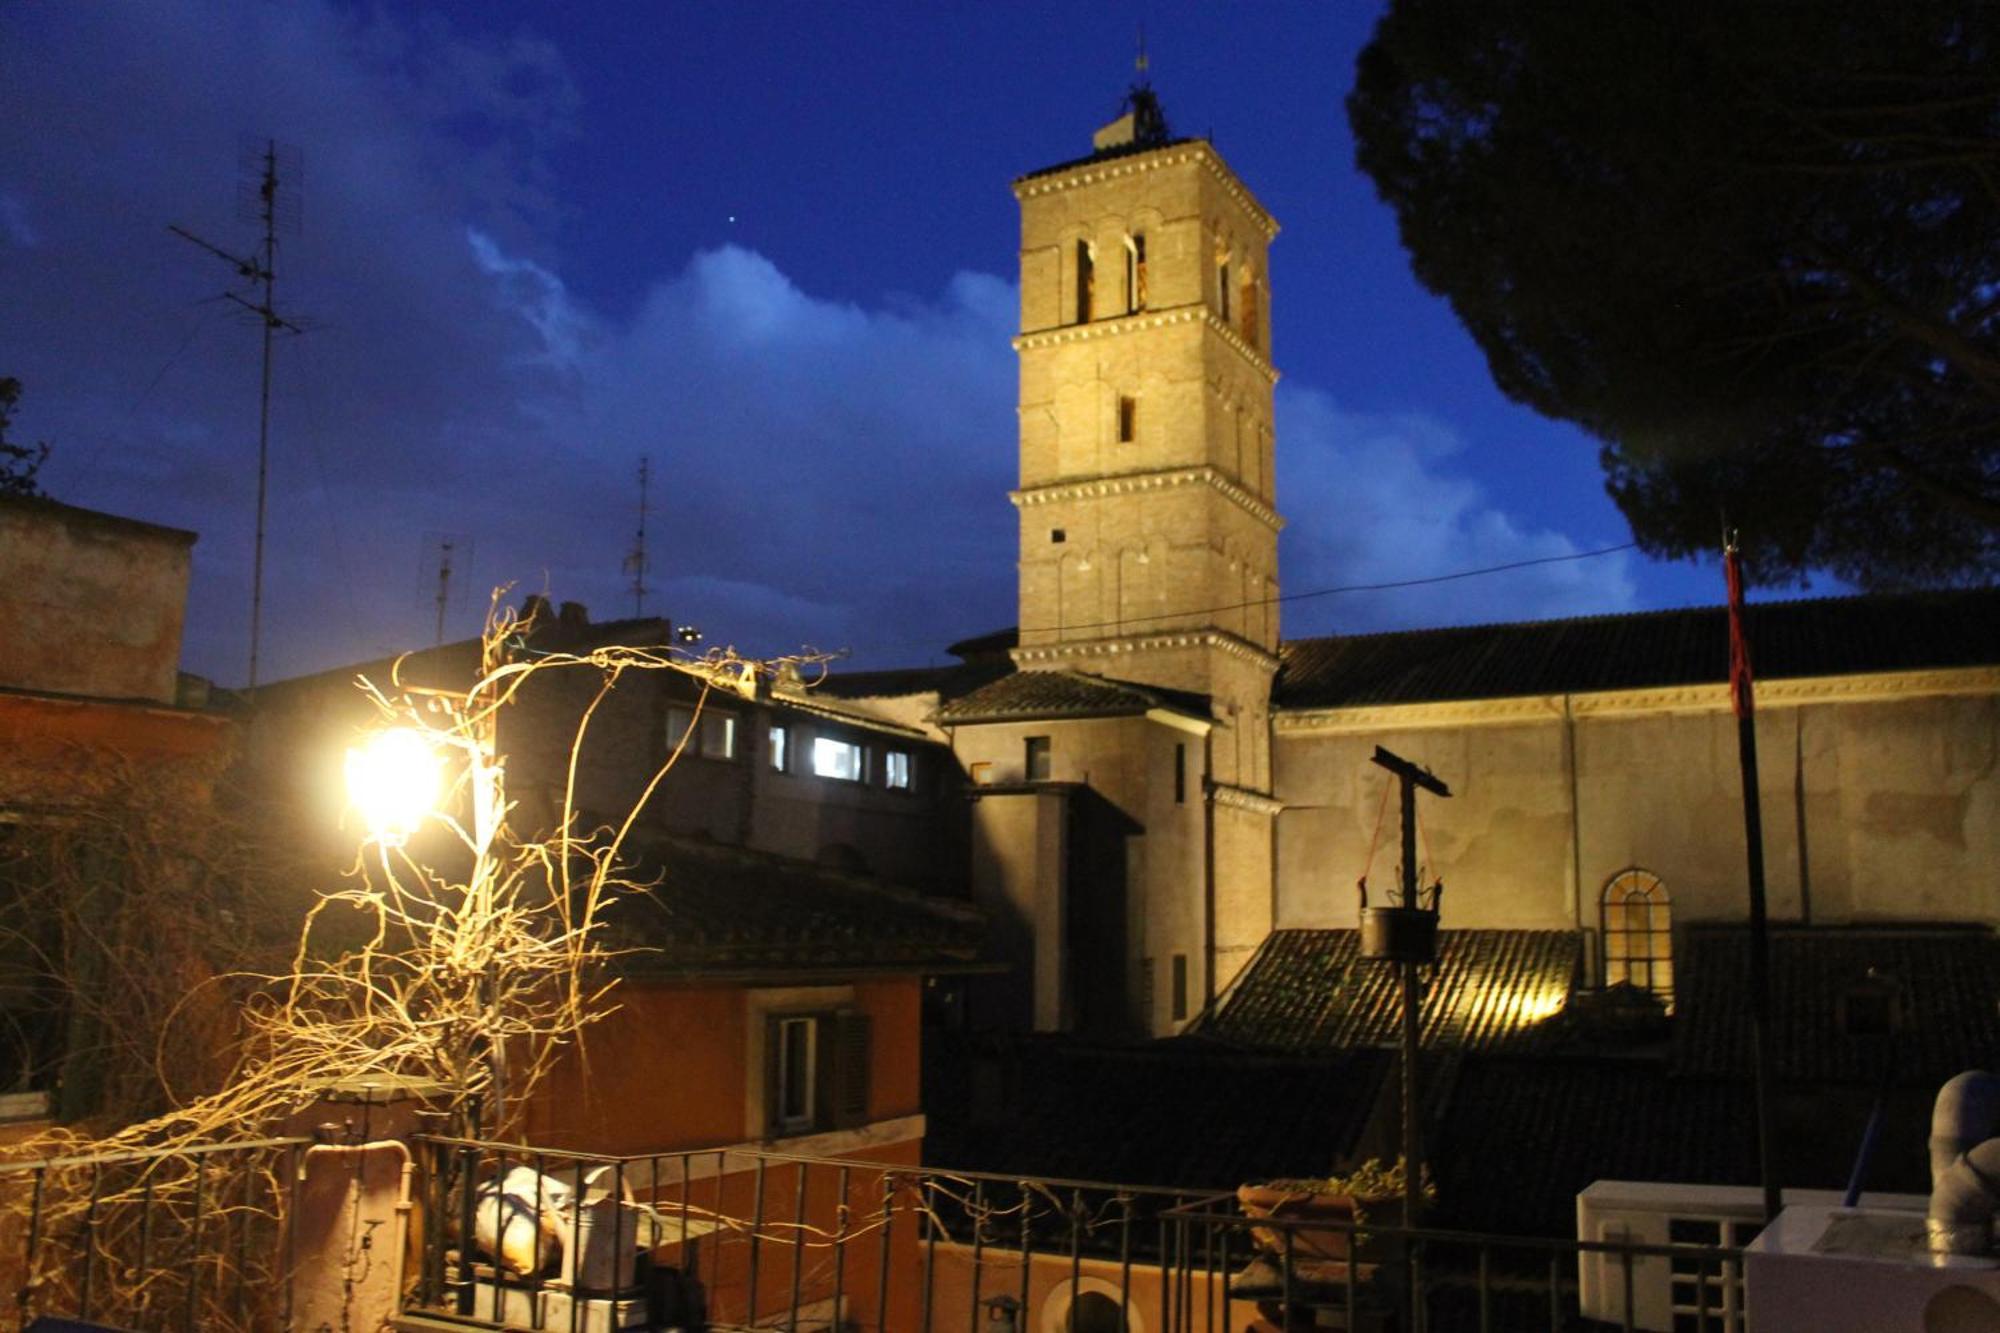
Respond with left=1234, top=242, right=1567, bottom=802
left=1240, top=266, right=1261, bottom=349
left=1124, top=233, right=1147, bottom=313
left=1075, top=240, right=1095, bottom=324
left=1600, top=869, right=1673, bottom=1009
left=1216, top=242, right=1232, bottom=323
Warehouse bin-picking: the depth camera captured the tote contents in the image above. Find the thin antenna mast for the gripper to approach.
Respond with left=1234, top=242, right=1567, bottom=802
left=624, top=456, right=651, bottom=618
left=169, top=137, right=302, bottom=689
left=434, top=539, right=455, bottom=646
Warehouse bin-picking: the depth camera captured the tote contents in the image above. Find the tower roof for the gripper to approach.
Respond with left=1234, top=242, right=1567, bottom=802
left=1014, top=80, right=1201, bottom=186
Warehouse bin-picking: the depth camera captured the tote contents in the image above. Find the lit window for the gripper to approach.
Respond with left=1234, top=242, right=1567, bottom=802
left=667, top=706, right=737, bottom=760
left=769, top=724, right=789, bottom=772
left=813, top=736, right=865, bottom=782
left=969, top=761, right=993, bottom=785
left=1118, top=395, right=1136, bottom=443
left=1025, top=736, right=1051, bottom=782
left=1601, top=869, right=1673, bottom=1008
left=701, top=713, right=737, bottom=760
left=884, top=750, right=911, bottom=790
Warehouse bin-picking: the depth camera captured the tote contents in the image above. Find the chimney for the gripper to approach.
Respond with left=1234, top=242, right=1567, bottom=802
left=519, top=594, right=553, bottom=629
left=559, top=601, right=590, bottom=634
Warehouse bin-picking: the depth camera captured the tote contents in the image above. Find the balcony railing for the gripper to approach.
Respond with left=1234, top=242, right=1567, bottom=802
left=0, top=1134, right=307, bottom=1333
left=0, top=1129, right=1749, bottom=1332
left=407, top=1135, right=1747, bottom=1333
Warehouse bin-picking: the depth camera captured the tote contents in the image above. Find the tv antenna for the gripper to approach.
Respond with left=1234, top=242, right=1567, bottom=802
left=169, top=136, right=303, bottom=689
left=622, top=455, right=651, bottom=618
left=434, top=537, right=456, bottom=646
left=417, top=531, right=472, bottom=645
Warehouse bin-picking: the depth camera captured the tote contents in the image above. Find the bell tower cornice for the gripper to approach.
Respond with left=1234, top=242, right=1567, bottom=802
left=1011, top=464, right=1285, bottom=534
left=1013, top=302, right=1279, bottom=384
left=1012, top=141, right=1279, bottom=242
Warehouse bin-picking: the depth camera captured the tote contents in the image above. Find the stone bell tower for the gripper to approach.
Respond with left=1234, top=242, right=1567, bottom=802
left=1010, top=84, right=1283, bottom=797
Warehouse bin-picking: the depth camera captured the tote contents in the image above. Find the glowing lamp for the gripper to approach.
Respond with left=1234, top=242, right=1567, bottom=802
left=345, top=727, right=444, bottom=846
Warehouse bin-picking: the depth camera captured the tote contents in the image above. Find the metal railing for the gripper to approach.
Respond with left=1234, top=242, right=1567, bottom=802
left=1159, top=1191, right=1745, bottom=1333
left=0, top=1134, right=307, bottom=1332
left=408, top=1136, right=1746, bottom=1333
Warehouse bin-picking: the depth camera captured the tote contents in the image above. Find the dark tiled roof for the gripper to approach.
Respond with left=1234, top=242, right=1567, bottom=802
left=813, top=658, right=1011, bottom=703
left=924, top=1034, right=1388, bottom=1192
left=1276, top=586, right=2000, bottom=709
left=1435, top=1060, right=1755, bottom=1237
left=1014, top=135, right=1205, bottom=186
left=1197, top=929, right=1581, bottom=1054
left=1674, top=925, right=2000, bottom=1085
left=604, top=835, right=982, bottom=976
left=1433, top=1056, right=1935, bottom=1238
left=935, top=670, right=1209, bottom=725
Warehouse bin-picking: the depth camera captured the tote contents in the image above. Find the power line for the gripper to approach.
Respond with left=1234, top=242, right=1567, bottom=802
left=1017, top=540, right=1641, bottom=638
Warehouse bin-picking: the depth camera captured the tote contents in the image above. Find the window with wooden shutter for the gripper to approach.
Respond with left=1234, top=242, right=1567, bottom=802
left=828, top=1009, right=872, bottom=1128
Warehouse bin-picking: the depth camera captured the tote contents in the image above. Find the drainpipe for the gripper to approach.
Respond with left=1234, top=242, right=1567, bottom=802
left=1928, top=1070, right=2000, bottom=1255
left=1202, top=730, right=1217, bottom=1011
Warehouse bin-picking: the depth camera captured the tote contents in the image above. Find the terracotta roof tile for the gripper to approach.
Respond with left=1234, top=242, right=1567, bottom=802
left=935, top=670, right=1209, bottom=725
left=1197, top=929, right=1581, bottom=1054
left=1276, top=586, right=2000, bottom=709
left=605, top=835, right=983, bottom=975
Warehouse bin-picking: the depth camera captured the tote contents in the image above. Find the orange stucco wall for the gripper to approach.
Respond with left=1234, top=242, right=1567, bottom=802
left=647, top=1137, right=924, bottom=1331
left=517, top=974, right=924, bottom=1157
left=0, top=692, right=229, bottom=798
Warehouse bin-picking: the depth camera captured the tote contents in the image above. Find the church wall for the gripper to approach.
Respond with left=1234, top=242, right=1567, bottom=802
left=1212, top=801, right=1276, bottom=998
left=1275, top=711, right=1575, bottom=932
left=1272, top=684, right=2000, bottom=966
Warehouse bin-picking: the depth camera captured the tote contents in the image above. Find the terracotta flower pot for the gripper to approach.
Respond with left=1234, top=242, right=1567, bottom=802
left=1237, top=1183, right=1385, bottom=1262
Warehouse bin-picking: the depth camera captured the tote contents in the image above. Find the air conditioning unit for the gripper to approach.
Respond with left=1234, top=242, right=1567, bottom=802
left=1577, top=1180, right=1928, bottom=1332
left=1745, top=1202, right=2000, bottom=1332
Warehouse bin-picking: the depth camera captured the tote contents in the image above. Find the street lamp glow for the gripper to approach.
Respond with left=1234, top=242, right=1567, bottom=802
left=345, top=727, right=445, bottom=846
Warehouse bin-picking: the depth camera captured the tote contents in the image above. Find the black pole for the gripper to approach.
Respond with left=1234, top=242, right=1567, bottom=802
left=1371, top=746, right=1448, bottom=1233
left=1737, top=708, right=1783, bottom=1223
left=1399, top=776, right=1421, bottom=1233
left=1725, top=539, right=1782, bottom=1225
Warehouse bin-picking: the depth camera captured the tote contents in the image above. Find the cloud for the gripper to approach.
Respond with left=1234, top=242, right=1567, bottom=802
left=0, top=191, right=36, bottom=248
left=1, top=3, right=1635, bottom=690
left=1277, top=387, right=1638, bottom=638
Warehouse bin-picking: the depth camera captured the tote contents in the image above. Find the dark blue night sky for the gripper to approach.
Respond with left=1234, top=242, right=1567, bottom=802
left=1, top=4, right=1762, bottom=686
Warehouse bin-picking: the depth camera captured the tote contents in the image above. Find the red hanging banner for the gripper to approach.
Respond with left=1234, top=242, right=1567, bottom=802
left=1725, top=543, right=1754, bottom=720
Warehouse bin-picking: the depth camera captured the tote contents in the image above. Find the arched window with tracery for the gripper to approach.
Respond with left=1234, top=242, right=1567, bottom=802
left=1600, top=869, right=1673, bottom=1008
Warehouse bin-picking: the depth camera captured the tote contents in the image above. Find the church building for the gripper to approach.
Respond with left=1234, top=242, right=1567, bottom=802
left=825, top=85, right=2000, bottom=1044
